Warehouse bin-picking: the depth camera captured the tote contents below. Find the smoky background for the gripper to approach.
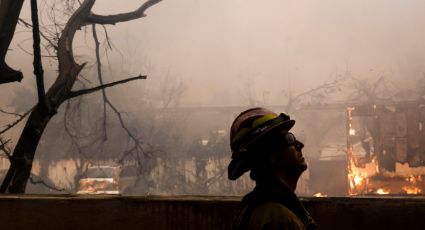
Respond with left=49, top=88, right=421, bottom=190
left=1, top=0, right=425, bottom=196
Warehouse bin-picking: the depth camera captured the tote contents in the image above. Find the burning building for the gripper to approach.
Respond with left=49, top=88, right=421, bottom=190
left=347, top=102, right=425, bottom=195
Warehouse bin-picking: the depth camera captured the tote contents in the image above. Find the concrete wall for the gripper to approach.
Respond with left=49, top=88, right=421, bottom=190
left=0, top=195, right=424, bottom=230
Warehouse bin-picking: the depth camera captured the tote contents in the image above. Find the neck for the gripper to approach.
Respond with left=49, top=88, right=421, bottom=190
left=273, top=170, right=302, bottom=191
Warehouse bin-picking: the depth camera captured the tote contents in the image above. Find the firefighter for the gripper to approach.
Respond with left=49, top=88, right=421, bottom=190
left=228, top=107, right=316, bottom=230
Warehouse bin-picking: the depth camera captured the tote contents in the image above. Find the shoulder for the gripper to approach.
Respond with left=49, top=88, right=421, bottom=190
left=248, top=202, right=306, bottom=230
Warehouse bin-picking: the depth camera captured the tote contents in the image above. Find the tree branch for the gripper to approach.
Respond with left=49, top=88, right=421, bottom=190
left=92, top=24, right=107, bottom=140
left=285, top=75, right=347, bottom=112
left=47, top=0, right=95, bottom=107
left=0, top=107, right=33, bottom=136
left=67, top=75, right=146, bottom=99
left=18, top=18, right=58, bottom=51
left=0, top=138, right=11, bottom=160
left=63, top=99, right=96, bottom=167
left=89, top=17, right=151, bottom=168
left=31, top=0, right=48, bottom=108
left=85, top=0, right=162, bottom=25
left=0, top=108, right=23, bottom=117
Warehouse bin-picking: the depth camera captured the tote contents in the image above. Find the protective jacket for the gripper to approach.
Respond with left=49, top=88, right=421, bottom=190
left=234, top=178, right=317, bottom=230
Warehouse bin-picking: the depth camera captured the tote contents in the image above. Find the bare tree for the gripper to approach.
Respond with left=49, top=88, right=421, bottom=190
left=284, top=74, right=348, bottom=113
left=0, top=0, right=162, bottom=193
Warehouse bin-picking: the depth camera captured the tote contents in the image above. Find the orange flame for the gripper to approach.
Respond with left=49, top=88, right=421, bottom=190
left=402, top=186, right=421, bottom=194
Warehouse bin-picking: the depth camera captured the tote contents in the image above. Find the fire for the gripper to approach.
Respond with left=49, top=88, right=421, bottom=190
left=402, top=186, right=421, bottom=194
left=313, top=192, right=328, bottom=197
left=353, top=173, right=365, bottom=186
left=348, top=171, right=368, bottom=195
left=348, top=162, right=425, bottom=195
left=375, top=188, right=390, bottom=195
left=405, top=175, right=422, bottom=184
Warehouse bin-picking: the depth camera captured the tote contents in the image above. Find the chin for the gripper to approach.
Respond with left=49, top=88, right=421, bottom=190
left=298, top=163, right=308, bottom=173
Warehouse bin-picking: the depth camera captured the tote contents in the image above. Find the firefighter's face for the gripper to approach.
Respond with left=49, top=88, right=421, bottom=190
left=273, top=132, right=308, bottom=174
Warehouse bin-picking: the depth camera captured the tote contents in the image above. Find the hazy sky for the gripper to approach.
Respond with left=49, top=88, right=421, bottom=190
left=91, top=0, right=425, bottom=106
left=4, top=0, right=425, bottom=108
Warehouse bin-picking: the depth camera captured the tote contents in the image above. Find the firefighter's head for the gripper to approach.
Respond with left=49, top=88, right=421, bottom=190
left=228, top=107, right=307, bottom=181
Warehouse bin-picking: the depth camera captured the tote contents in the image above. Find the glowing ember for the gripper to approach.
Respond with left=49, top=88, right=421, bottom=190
left=313, top=192, right=328, bottom=197
left=375, top=188, right=390, bottom=195
left=405, top=175, right=422, bottom=184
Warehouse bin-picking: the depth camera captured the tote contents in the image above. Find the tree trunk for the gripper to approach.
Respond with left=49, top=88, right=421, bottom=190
left=0, top=0, right=24, bottom=84
left=0, top=104, right=53, bottom=193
